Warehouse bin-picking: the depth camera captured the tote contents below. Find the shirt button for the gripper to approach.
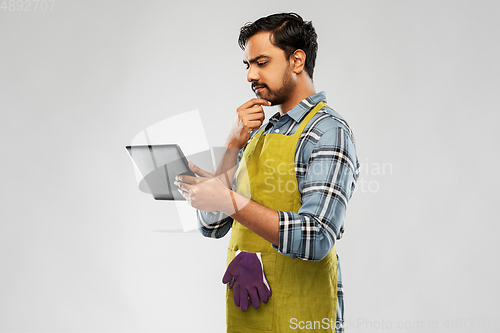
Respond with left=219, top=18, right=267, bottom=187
left=275, top=129, right=280, bottom=133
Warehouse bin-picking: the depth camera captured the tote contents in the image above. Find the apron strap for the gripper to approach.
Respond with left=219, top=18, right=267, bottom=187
left=291, top=101, right=327, bottom=139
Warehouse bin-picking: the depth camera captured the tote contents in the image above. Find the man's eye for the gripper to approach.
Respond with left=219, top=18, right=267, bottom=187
left=257, top=62, right=267, bottom=66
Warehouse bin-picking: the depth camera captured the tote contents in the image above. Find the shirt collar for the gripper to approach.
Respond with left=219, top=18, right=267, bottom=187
left=283, top=91, right=328, bottom=123
left=268, top=91, right=328, bottom=125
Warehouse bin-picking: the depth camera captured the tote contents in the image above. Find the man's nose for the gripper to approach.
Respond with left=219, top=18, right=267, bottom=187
left=247, top=66, right=259, bottom=82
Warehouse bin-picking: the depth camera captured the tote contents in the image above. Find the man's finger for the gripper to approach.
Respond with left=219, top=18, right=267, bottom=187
left=246, top=120, right=264, bottom=131
left=239, top=104, right=264, bottom=116
left=241, top=108, right=265, bottom=121
left=177, top=188, right=191, bottom=203
left=175, top=181, right=194, bottom=194
left=188, top=161, right=214, bottom=178
left=176, top=175, right=197, bottom=184
left=239, top=98, right=271, bottom=110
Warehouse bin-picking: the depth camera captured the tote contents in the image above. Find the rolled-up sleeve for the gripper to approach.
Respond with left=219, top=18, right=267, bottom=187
left=197, top=210, right=233, bottom=238
left=272, top=127, right=359, bottom=261
left=197, top=142, right=248, bottom=239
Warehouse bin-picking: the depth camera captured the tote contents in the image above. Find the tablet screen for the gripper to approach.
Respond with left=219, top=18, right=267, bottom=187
left=126, top=144, right=196, bottom=200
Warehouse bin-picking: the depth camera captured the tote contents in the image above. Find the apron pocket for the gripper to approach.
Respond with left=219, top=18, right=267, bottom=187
left=226, top=248, right=276, bottom=331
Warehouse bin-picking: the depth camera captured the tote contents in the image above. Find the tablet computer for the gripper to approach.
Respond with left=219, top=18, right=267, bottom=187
left=125, top=144, right=196, bottom=200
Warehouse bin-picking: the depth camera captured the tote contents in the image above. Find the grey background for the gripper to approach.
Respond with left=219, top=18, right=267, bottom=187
left=1, top=0, right=499, bottom=332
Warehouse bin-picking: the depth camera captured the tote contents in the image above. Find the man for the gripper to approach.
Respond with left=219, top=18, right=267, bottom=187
left=174, top=13, right=359, bottom=332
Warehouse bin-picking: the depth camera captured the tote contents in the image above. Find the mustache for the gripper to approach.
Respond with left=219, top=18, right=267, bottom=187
left=252, top=83, right=267, bottom=91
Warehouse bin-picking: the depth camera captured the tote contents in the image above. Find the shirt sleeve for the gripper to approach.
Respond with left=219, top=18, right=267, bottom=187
left=197, top=210, right=233, bottom=238
left=197, top=142, right=248, bottom=239
left=197, top=163, right=239, bottom=238
left=272, top=127, right=359, bottom=261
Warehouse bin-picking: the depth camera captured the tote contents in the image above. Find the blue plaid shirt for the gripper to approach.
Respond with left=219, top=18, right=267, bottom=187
left=198, top=91, right=359, bottom=331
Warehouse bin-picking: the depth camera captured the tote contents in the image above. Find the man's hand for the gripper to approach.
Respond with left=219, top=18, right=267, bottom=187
left=179, top=162, right=279, bottom=246
left=174, top=162, right=236, bottom=213
left=227, top=98, right=270, bottom=149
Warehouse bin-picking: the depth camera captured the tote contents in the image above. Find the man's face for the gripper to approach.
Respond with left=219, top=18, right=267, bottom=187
left=243, top=32, right=296, bottom=106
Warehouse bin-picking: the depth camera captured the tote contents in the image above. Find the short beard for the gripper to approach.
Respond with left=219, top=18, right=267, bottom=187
left=257, top=70, right=295, bottom=106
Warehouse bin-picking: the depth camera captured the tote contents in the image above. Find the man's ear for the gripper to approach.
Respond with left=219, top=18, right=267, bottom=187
left=291, top=49, right=306, bottom=74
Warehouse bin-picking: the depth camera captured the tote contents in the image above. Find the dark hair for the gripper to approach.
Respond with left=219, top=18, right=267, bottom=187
left=238, top=13, right=318, bottom=79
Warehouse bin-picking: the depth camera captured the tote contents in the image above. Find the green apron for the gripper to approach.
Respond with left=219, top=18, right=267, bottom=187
left=227, top=101, right=338, bottom=332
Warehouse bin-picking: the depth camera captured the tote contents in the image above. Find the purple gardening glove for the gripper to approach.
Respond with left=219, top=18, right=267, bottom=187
left=222, top=250, right=272, bottom=312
